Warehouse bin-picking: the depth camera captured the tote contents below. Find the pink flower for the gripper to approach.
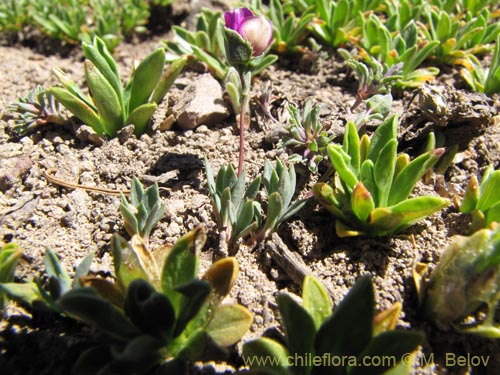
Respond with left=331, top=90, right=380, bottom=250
left=224, top=8, right=273, bottom=56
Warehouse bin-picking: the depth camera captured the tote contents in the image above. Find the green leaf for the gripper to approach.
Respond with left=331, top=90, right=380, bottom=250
left=234, top=199, right=257, bottom=238
left=0, top=282, right=41, bottom=305
left=350, top=331, right=424, bottom=375
left=486, top=201, right=500, bottom=226
left=174, top=279, right=211, bottom=336
left=47, top=87, right=104, bottom=135
left=84, top=60, right=124, bottom=137
left=83, top=38, right=123, bottom=107
left=388, top=149, right=444, bottom=206
left=389, top=196, right=450, bottom=226
left=161, top=228, right=205, bottom=313
left=328, top=145, right=359, bottom=191
left=151, top=55, right=188, bottom=104
left=477, top=170, right=500, bottom=211
left=59, top=287, right=141, bottom=341
left=128, top=48, right=166, bottom=114
left=302, top=275, right=332, bottom=329
left=277, top=293, right=316, bottom=373
left=243, top=338, right=290, bottom=375
left=315, top=276, right=374, bottom=373
left=72, top=252, right=94, bottom=289
left=344, top=121, right=361, bottom=175
left=110, top=334, right=164, bottom=372
left=374, top=139, right=397, bottom=207
left=111, top=234, right=149, bottom=291
left=206, top=304, right=253, bottom=347
left=263, top=192, right=283, bottom=233
left=367, top=115, right=397, bottom=162
left=0, top=243, right=21, bottom=283
left=360, top=160, right=378, bottom=207
left=126, top=103, right=157, bottom=136
left=44, top=249, right=71, bottom=296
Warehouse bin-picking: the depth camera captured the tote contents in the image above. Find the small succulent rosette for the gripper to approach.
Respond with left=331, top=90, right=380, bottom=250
left=223, top=8, right=273, bottom=70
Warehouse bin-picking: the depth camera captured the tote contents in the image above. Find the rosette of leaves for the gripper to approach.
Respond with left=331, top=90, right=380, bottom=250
left=358, top=15, right=439, bottom=88
left=0, top=243, right=22, bottom=310
left=243, top=275, right=424, bottom=375
left=204, top=158, right=262, bottom=250
left=205, top=158, right=307, bottom=249
left=313, top=115, right=450, bottom=237
left=48, top=36, right=187, bottom=138
left=7, top=85, right=67, bottom=136
left=0, top=248, right=93, bottom=314
left=255, top=159, right=308, bottom=241
left=418, top=6, right=500, bottom=66
left=278, top=99, right=334, bottom=173
left=422, top=224, right=500, bottom=338
left=460, top=165, right=500, bottom=233
left=338, top=49, right=402, bottom=111
left=120, top=177, right=166, bottom=247
left=59, top=228, right=253, bottom=374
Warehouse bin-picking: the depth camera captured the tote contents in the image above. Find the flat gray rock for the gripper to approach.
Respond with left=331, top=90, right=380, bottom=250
left=173, top=73, right=230, bottom=130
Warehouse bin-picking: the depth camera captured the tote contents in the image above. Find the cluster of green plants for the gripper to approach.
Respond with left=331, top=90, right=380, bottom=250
left=0, top=0, right=174, bottom=50
left=243, top=0, right=499, bottom=91
left=205, top=158, right=307, bottom=253
left=3, top=2, right=500, bottom=373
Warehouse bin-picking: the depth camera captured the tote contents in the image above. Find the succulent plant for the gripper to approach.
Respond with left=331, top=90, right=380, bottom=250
left=48, top=36, right=187, bottom=138
left=0, top=243, right=22, bottom=310
left=314, top=115, right=450, bottom=237
left=243, top=275, right=424, bottom=375
left=278, top=99, right=334, bottom=173
left=205, top=158, right=306, bottom=250
left=460, top=165, right=500, bottom=233
left=120, top=177, right=166, bottom=246
left=205, top=158, right=262, bottom=250
left=256, top=159, right=308, bottom=241
left=60, top=228, right=253, bottom=374
left=7, top=85, right=67, bottom=136
left=423, top=224, right=500, bottom=338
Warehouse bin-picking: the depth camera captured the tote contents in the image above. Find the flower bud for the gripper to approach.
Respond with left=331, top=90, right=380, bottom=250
left=224, top=8, right=273, bottom=62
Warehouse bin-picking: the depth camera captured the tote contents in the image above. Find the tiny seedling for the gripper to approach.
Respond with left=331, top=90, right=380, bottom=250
left=120, top=177, right=166, bottom=246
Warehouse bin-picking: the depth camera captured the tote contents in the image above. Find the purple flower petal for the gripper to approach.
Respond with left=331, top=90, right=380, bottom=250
left=224, top=7, right=253, bottom=31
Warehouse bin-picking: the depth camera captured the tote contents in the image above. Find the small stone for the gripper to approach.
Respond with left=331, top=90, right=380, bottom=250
left=75, top=125, right=104, bottom=146
left=0, top=156, right=33, bottom=192
left=173, top=74, right=230, bottom=130
left=117, top=124, right=136, bottom=144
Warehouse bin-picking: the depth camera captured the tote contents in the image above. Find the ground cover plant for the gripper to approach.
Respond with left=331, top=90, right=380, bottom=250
left=1, top=0, right=500, bottom=374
